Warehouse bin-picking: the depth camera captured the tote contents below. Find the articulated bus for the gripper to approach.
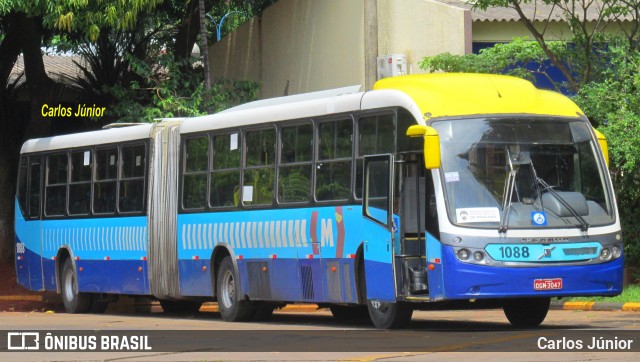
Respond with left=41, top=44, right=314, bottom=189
left=15, top=73, right=623, bottom=328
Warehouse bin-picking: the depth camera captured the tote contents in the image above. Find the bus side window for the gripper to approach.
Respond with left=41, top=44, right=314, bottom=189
left=28, top=159, right=42, bottom=219
left=45, top=153, right=68, bottom=216
left=119, top=144, right=146, bottom=213
left=356, top=113, right=395, bottom=198
left=94, top=147, right=118, bottom=214
left=69, top=150, right=92, bottom=215
left=183, top=136, right=209, bottom=209
left=279, top=123, right=312, bottom=203
left=244, top=128, right=275, bottom=206
left=17, top=157, right=28, bottom=216
left=316, top=119, right=353, bottom=201
left=211, top=132, right=241, bottom=208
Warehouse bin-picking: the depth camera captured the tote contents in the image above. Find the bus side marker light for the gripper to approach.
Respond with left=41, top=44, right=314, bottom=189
left=138, top=267, right=143, bottom=272
left=237, top=255, right=243, bottom=260
left=79, top=267, right=83, bottom=272
left=348, top=254, right=356, bottom=259
left=17, top=256, right=23, bottom=260
left=306, top=254, right=314, bottom=259
left=331, top=266, right=337, bottom=272
left=262, top=266, right=268, bottom=272
left=141, top=256, right=147, bottom=261
left=192, top=255, right=199, bottom=260
left=427, top=264, right=435, bottom=271
left=75, top=256, right=80, bottom=261
left=270, top=254, right=277, bottom=259
left=202, top=266, right=207, bottom=272
left=104, top=256, right=110, bottom=260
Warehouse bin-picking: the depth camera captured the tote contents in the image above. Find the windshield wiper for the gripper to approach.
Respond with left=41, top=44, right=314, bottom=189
left=499, top=148, right=522, bottom=233
left=499, top=169, right=517, bottom=233
left=536, top=177, right=590, bottom=232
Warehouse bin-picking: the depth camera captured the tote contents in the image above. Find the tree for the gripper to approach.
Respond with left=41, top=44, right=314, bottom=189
left=471, top=0, right=640, bottom=92
left=0, top=0, right=163, bottom=263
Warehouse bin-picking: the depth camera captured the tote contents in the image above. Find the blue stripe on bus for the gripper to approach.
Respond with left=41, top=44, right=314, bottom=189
left=441, top=246, right=623, bottom=299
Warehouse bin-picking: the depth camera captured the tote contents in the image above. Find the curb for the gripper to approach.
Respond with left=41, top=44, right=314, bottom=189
left=201, top=303, right=321, bottom=313
left=551, top=301, right=640, bottom=312
left=0, top=295, right=43, bottom=302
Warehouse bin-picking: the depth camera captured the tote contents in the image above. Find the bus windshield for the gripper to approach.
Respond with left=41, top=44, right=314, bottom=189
left=432, top=117, right=614, bottom=230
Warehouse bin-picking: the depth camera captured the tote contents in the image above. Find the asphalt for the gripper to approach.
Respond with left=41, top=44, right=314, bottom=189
left=1, top=295, right=639, bottom=312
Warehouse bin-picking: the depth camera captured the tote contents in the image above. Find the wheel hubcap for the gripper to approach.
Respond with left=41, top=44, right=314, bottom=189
left=221, top=270, right=235, bottom=309
left=64, top=269, right=75, bottom=302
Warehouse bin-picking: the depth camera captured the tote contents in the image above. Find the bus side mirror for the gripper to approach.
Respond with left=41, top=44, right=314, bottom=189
left=406, top=125, right=441, bottom=169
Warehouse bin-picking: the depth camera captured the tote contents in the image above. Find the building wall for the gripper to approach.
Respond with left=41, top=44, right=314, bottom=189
left=260, top=0, right=365, bottom=98
left=378, top=0, right=471, bottom=75
left=209, top=17, right=262, bottom=82
left=209, top=0, right=472, bottom=99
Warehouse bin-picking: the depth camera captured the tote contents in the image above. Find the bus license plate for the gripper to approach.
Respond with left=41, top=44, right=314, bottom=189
left=534, top=278, right=563, bottom=290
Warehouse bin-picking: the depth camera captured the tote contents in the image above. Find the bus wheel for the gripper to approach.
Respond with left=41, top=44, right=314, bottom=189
left=61, top=258, right=92, bottom=313
left=216, top=256, right=254, bottom=322
left=159, top=300, right=203, bottom=314
left=367, top=300, right=413, bottom=329
left=503, top=298, right=550, bottom=327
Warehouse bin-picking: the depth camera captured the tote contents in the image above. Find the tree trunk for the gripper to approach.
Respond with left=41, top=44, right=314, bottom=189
left=0, top=13, right=56, bottom=263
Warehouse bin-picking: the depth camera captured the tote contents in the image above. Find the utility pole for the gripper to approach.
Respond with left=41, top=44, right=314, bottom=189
left=364, top=0, right=378, bottom=91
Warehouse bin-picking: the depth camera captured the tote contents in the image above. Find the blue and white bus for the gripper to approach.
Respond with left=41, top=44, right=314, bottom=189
left=15, top=73, right=623, bottom=328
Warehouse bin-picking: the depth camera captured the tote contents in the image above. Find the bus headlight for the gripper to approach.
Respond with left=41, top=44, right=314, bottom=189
left=612, top=245, right=622, bottom=259
left=457, top=249, right=470, bottom=260
left=599, top=248, right=612, bottom=261
left=473, top=251, right=484, bottom=262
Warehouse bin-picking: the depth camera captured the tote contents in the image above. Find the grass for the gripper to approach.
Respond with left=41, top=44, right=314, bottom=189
left=566, top=285, right=640, bottom=303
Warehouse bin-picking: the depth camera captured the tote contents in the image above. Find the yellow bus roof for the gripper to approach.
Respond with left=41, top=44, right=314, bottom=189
left=373, top=73, right=584, bottom=120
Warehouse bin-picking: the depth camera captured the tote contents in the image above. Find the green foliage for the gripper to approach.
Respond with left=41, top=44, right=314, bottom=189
left=0, top=0, right=163, bottom=41
left=104, top=53, right=259, bottom=123
left=419, top=38, right=568, bottom=91
left=573, top=45, right=640, bottom=266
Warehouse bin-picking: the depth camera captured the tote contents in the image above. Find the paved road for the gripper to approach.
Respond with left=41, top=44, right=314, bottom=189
left=1, top=306, right=639, bottom=361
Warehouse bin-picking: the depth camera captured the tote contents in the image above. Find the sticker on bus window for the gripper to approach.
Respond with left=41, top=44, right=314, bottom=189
left=136, top=155, right=141, bottom=166
left=110, top=155, right=115, bottom=166
left=456, top=207, right=500, bottom=223
left=230, top=133, right=238, bottom=151
left=242, top=185, right=253, bottom=202
left=83, top=151, right=90, bottom=166
left=444, top=172, right=460, bottom=182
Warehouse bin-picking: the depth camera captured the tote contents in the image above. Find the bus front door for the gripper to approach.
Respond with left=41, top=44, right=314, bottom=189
left=362, top=155, right=396, bottom=302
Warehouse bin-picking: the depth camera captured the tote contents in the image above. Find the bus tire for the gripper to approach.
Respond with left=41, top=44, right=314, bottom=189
left=61, top=258, right=92, bottom=314
left=503, top=297, right=550, bottom=327
left=216, top=256, right=254, bottom=322
left=159, top=299, right=202, bottom=314
left=367, top=300, right=413, bottom=329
